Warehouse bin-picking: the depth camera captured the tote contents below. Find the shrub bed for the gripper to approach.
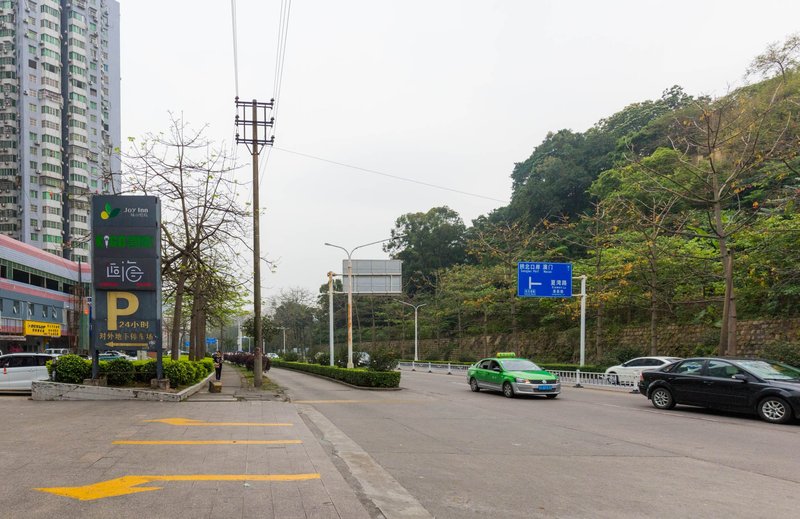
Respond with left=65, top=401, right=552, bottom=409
left=272, top=360, right=400, bottom=388
left=224, top=352, right=271, bottom=372
left=47, top=354, right=212, bottom=388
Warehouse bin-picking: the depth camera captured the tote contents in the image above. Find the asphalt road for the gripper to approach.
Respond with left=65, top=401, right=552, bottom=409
left=270, top=367, right=800, bottom=519
left=2, top=369, right=798, bottom=519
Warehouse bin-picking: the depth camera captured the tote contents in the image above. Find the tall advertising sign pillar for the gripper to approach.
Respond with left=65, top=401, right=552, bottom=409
left=91, top=196, right=163, bottom=381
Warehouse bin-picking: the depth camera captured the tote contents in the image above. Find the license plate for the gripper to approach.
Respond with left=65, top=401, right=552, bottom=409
left=538, top=385, right=553, bottom=391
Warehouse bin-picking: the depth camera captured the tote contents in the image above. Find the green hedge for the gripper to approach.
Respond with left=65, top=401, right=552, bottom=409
left=48, top=354, right=91, bottom=384
left=46, top=355, right=212, bottom=388
left=539, top=363, right=606, bottom=372
left=273, top=360, right=400, bottom=388
left=401, top=359, right=608, bottom=372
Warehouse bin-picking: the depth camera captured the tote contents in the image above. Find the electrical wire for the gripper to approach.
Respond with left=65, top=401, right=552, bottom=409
left=273, top=147, right=508, bottom=203
left=258, top=0, right=292, bottom=181
left=230, top=0, right=240, bottom=99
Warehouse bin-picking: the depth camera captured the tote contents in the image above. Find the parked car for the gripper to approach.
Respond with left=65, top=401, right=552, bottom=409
left=45, top=348, right=70, bottom=356
left=0, top=353, right=58, bottom=392
left=98, top=350, right=136, bottom=361
left=266, top=352, right=280, bottom=359
left=638, top=357, right=800, bottom=424
left=605, top=356, right=682, bottom=385
left=355, top=351, right=371, bottom=367
left=467, top=352, right=560, bottom=398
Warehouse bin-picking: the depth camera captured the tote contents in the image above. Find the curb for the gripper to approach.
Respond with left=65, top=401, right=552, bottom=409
left=31, top=372, right=215, bottom=402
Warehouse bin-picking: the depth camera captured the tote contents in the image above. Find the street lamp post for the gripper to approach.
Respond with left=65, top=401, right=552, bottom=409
left=276, top=326, right=287, bottom=356
left=324, top=239, right=393, bottom=369
left=398, top=301, right=426, bottom=361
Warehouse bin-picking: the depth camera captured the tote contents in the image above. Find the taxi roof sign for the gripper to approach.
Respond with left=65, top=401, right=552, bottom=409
left=496, top=352, right=516, bottom=358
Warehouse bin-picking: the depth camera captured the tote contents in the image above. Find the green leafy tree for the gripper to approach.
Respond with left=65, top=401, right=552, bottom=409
left=384, top=206, right=467, bottom=296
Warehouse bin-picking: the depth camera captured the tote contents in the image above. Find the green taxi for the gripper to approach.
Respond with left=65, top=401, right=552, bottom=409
left=467, top=352, right=560, bottom=398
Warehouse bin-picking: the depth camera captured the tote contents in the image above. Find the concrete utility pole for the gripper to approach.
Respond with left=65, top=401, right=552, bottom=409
left=328, top=271, right=335, bottom=366
left=324, top=238, right=395, bottom=369
left=235, top=98, right=274, bottom=387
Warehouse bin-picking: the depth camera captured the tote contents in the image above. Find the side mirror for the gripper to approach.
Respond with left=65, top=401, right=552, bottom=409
left=493, top=367, right=502, bottom=372
left=732, top=374, right=748, bottom=382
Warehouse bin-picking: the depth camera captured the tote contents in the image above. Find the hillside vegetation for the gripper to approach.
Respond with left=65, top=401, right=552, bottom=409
left=272, top=38, right=800, bottom=364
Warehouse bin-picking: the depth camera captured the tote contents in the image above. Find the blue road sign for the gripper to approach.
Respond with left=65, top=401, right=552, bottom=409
left=517, top=262, right=573, bottom=298
left=206, top=337, right=218, bottom=346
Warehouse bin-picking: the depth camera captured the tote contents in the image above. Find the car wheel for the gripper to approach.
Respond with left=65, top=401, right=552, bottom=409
left=469, top=378, right=480, bottom=392
left=502, top=382, right=514, bottom=398
left=607, top=372, right=619, bottom=385
left=757, top=396, right=793, bottom=424
left=545, top=394, right=558, bottom=399
left=650, top=387, right=675, bottom=410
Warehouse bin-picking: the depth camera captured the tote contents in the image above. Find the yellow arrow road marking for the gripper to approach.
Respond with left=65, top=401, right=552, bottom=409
left=36, top=473, right=321, bottom=501
left=113, top=440, right=302, bottom=445
left=144, top=417, right=293, bottom=427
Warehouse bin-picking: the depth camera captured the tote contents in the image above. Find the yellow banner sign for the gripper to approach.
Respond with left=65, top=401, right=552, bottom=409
left=24, top=321, right=62, bottom=337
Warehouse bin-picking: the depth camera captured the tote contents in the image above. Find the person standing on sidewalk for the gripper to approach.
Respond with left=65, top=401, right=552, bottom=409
left=213, top=350, right=223, bottom=381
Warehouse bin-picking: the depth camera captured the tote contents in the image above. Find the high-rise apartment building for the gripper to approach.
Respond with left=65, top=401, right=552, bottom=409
left=0, top=0, right=120, bottom=263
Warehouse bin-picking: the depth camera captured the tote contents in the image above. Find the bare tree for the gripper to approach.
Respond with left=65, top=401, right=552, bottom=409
left=123, top=115, right=253, bottom=359
left=746, top=33, right=800, bottom=82
left=642, top=81, right=798, bottom=355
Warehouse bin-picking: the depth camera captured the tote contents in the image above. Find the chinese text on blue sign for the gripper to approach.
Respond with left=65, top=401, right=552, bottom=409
left=517, top=262, right=573, bottom=298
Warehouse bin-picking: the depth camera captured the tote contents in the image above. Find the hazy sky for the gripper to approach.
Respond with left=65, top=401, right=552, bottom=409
left=120, top=0, right=800, bottom=304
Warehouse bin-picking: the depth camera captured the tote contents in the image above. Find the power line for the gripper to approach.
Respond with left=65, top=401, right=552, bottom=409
left=273, top=147, right=508, bottom=203
left=230, top=0, right=240, bottom=98
left=259, top=0, right=292, bottom=182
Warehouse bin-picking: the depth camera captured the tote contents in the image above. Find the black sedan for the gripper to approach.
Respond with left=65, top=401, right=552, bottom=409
left=638, top=357, right=800, bottom=424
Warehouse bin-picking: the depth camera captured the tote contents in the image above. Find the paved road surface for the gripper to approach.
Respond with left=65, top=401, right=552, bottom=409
left=271, top=367, right=800, bottom=519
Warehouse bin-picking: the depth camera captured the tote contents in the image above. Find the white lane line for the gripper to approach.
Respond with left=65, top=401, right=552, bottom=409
left=297, top=404, right=433, bottom=519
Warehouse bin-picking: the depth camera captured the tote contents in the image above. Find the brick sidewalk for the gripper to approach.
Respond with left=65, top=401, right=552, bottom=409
left=187, top=363, right=284, bottom=402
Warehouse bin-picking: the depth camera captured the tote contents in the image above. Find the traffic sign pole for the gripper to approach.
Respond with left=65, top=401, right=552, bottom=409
left=579, top=275, right=586, bottom=367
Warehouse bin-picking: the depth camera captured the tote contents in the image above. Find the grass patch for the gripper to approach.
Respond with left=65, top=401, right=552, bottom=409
left=228, top=363, right=281, bottom=392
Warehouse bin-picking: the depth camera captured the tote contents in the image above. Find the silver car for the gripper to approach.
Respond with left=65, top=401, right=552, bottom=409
left=0, top=353, right=58, bottom=392
left=605, top=356, right=682, bottom=385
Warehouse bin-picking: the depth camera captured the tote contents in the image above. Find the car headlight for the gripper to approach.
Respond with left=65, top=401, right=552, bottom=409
left=515, top=378, right=529, bottom=383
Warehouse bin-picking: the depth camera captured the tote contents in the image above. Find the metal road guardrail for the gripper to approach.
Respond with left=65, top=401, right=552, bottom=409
left=397, top=362, right=640, bottom=393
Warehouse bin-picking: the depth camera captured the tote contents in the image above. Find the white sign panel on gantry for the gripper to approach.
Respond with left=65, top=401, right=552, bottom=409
left=342, top=259, right=403, bottom=294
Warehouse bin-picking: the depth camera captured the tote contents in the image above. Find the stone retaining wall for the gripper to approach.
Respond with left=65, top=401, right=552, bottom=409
left=354, top=318, right=800, bottom=362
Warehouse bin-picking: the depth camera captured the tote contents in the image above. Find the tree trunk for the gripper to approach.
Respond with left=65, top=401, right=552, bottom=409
left=724, top=252, right=738, bottom=356
left=712, top=198, right=733, bottom=356
left=169, top=260, right=189, bottom=360
left=650, top=289, right=658, bottom=355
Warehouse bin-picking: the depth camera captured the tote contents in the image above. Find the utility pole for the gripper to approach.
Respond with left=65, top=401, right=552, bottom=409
left=235, top=98, right=274, bottom=387
left=328, top=271, right=335, bottom=366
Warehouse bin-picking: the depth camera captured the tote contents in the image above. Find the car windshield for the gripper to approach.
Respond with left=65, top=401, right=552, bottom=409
left=500, top=359, right=541, bottom=371
left=736, top=360, right=800, bottom=381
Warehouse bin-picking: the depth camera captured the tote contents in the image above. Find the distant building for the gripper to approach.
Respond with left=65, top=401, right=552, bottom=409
left=0, top=0, right=121, bottom=263
left=0, top=233, right=91, bottom=352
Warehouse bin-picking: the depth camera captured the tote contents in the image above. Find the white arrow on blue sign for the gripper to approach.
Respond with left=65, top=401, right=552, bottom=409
left=517, top=262, right=573, bottom=298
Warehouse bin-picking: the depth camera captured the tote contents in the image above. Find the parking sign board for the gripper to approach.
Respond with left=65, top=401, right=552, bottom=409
left=517, top=262, right=573, bottom=298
